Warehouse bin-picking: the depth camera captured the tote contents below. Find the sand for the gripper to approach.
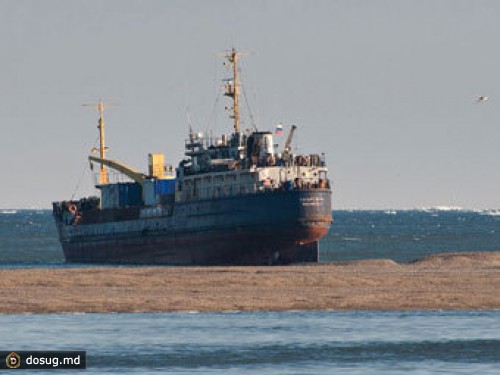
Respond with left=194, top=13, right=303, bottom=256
left=1, top=252, right=499, bottom=314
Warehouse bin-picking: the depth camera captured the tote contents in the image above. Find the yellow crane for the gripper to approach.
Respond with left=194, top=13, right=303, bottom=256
left=88, top=156, right=147, bottom=187
left=84, top=99, right=147, bottom=187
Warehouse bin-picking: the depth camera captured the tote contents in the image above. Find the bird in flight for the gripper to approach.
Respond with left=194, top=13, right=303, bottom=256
left=476, top=96, right=489, bottom=103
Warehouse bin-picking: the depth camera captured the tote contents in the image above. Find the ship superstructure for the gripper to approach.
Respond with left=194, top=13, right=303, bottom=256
left=52, top=49, right=332, bottom=265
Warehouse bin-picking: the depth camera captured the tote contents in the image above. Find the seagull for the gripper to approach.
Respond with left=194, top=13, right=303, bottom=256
left=476, top=96, right=489, bottom=103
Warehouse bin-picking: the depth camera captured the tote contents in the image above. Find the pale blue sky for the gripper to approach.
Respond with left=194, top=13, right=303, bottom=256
left=1, top=0, right=500, bottom=209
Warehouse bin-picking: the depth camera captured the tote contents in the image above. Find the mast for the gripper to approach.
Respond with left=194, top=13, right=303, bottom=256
left=83, top=99, right=116, bottom=185
left=224, top=48, right=241, bottom=134
left=97, top=101, right=107, bottom=184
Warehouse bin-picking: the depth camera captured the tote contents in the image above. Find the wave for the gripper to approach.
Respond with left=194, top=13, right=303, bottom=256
left=86, top=339, right=500, bottom=368
left=479, top=210, right=500, bottom=217
left=342, top=237, right=362, bottom=241
left=0, top=209, right=17, bottom=214
left=420, top=206, right=465, bottom=212
left=338, top=207, right=500, bottom=213
left=337, top=207, right=476, bottom=213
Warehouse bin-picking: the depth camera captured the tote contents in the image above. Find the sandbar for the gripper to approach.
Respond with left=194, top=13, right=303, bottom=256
left=1, top=252, right=499, bottom=314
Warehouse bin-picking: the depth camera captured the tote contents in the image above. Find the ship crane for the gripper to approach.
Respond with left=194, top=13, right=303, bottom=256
left=88, top=156, right=147, bottom=187
left=283, top=124, right=297, bottom=154
left=84, top=99, right=148, bottom=189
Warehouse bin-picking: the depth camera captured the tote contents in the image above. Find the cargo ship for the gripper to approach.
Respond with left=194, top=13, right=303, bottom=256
left=52, top=49, right=332, bottom=265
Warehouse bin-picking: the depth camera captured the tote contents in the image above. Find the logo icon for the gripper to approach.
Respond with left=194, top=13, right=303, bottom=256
left=6, top=352, right=21, bottom=369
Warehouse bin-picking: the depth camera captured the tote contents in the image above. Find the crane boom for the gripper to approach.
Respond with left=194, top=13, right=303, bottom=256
left=88, top=156, right=147, bottom=187
left=284, top=125, right=297, bottom=153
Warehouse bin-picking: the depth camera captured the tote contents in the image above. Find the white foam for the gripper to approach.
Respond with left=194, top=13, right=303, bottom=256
left=422, top=206, right=465, bottom=212
left=479, top=209, right=500, bottom=217
left=0, top=209, right=17, bottom=214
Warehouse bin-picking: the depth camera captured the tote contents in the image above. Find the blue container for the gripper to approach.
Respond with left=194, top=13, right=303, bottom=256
left=128, top=183, right=142, bottom=206
left=155, top=179, right=176, bottom=195
left=101, top=184, right=120, bottom=208
left=118, top=182, right=143, bottom=207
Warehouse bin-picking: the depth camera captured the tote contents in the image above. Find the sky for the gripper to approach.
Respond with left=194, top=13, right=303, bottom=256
left=1, top=0, right=500, bottom=209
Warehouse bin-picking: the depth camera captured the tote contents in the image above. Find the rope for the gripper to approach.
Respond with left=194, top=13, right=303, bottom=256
left=203, top=56, right=223, bottom=137
left=239, top=65, right=258, bottom=131
left=204, top=94, right=221, bottom=137
left=70, top=135, right=99, bottom=200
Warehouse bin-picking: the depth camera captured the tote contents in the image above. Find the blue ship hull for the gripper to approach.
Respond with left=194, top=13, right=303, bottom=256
left=54, top=189, right=332, bottom=265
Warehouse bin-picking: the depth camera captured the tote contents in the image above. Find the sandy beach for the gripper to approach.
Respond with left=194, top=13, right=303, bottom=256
left=1, top=252, right=499, bottom=314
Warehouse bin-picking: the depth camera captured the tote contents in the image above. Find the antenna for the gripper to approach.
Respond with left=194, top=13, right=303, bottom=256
left=220, top=48, right=253, bottom=134
left=82, top=99, right=117, bottom=184
left=186, top=105, right=194, bottom=133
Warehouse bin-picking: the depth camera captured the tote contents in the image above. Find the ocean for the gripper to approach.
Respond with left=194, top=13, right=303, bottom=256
left=1, top=208, right=500, bottom=266
left=1, top=311, right=499, bottom=374
left=1, top=209, right=499, bottom=374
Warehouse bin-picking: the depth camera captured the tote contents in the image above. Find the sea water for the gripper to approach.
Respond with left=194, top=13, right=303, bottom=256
left=1, top=311, right=499, bottom=374
left=1, top=210, right=500, bottom=374
left=1, top=208, right=500, bottom=266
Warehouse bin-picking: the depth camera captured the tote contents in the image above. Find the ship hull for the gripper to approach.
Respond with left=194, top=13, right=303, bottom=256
left=55, top=189, right=332, bottom=265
